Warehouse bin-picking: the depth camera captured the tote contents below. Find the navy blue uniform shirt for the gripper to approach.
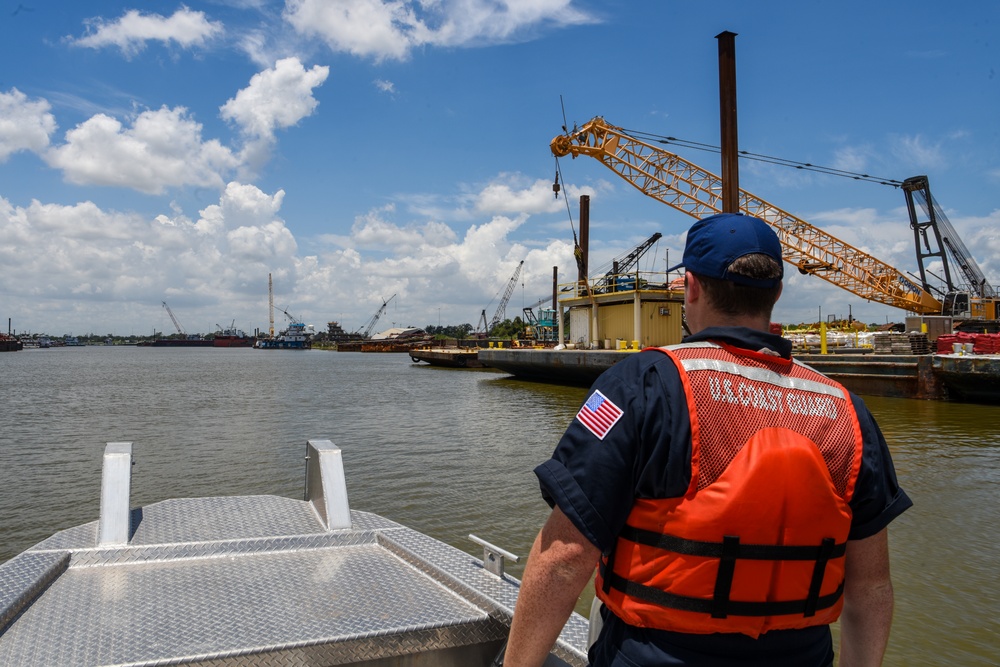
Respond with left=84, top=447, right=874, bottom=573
left=534, top=326, right=912, bottom=666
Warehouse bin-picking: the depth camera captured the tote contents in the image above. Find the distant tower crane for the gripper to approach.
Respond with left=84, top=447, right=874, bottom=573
left=161, top=301, right=185, bottom=335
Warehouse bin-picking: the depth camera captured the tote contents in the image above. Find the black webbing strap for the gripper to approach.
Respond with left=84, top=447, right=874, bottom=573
left=711, top=536, right=740, bottom=618
left=600, top=544, right=617, bottom=594
left=804, top=537, right=836, bottom=617
left=605, top=526, right=848, bottom=619
left=604, top=570, right=846, bottom=617
left=619, top=525, right=847, bottom=561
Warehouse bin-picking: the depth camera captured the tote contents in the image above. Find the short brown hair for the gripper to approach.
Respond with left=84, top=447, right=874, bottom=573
left=693, top=254, right=782, bottom=318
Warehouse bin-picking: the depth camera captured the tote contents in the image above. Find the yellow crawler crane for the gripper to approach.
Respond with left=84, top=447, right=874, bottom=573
left=551, top=117, right=943, bottom=315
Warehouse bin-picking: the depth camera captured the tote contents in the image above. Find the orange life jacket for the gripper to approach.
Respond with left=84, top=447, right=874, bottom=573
left=595, top=341, right=864, bottom=638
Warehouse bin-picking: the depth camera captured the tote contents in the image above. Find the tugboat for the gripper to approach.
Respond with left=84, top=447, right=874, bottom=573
left=254, top=320, right=313, bottom=349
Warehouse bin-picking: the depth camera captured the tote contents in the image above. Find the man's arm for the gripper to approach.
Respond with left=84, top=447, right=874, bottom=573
left=503, top=505, right=601, bottom=667
left=838, top=527, right=894, bottom=667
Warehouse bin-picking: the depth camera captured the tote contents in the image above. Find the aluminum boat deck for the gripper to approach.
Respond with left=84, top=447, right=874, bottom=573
left=0, top=440, right=589, bottom=666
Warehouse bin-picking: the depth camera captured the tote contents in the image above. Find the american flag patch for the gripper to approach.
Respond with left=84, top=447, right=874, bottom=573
left=576, top=390, right=623, bottom=440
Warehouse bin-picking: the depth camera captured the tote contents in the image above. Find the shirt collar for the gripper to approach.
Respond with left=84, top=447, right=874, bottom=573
left=683, top=326, right=793, bottom=360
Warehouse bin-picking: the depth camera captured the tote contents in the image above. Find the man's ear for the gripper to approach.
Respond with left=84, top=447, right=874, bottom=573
left=685, top=271, right=701, bottom=302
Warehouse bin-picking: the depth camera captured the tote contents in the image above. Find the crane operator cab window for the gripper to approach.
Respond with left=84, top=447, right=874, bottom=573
left=943, top=291, right=971, bottom=318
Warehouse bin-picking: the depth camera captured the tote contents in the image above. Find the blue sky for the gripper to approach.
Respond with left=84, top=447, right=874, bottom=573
left=1, top=0, right=998, bottom=337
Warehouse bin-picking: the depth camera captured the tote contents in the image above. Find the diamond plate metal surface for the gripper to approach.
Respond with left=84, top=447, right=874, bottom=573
left=0, top=497, right=589, bottom=666
left=0, top=551, right=69, bottom=630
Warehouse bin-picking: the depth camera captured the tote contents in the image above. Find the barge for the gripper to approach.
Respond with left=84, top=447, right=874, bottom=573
left=410, top=347, right=489, bottom=368
left=0, top=440, right=589, bottom=666
left=479, top=348, right=1000, bottom=403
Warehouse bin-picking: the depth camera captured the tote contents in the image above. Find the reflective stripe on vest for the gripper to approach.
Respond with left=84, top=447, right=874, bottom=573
left=595, top=341, right=864, bottom=638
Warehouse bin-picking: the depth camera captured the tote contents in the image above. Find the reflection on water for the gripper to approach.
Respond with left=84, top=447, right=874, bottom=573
left=1, top=348, right=997, bottom=664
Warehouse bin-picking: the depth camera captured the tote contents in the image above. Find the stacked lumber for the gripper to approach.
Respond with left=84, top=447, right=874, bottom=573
left=873, top=332, right=931, bottom=355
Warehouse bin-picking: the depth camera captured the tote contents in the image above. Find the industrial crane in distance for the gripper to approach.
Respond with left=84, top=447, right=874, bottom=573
left=903, top=175, right=999, bottom=324
left=161, top=301, right=185, bottom=336
left=355, top=294, right=396, bottom=339
left=591, top=232, right=663, bottom=293
left=550, top=117, right=999, bottom=323
left=477, top=260, right=524, bottom=337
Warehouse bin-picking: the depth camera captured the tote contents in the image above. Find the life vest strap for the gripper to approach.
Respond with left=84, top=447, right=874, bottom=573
left=602, top=568, right=846, bottom=618
left=619, top=525, right=847, bottom=561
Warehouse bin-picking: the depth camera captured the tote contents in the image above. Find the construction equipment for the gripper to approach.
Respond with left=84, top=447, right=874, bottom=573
left=522, top=297, right=558, bottom=341
left=478, top=261, right=524, bottom=336
left=551, top=117, right=943, bottom=315
left=280, top=307, right=303, bottom=325
left=161, top=302, right=185, bottom=335
left=903, top=175, right=998, bottom=320
left=356, top=294, right=396, bottom=339
left=592, top=232, right=663, bottom=293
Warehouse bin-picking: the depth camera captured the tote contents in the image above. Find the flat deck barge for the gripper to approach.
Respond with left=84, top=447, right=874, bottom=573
left=479, top=348, right=1000, bottom=402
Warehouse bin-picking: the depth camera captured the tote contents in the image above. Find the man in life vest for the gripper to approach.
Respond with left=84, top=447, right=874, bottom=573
left=505, top=213, right=911, bottom=666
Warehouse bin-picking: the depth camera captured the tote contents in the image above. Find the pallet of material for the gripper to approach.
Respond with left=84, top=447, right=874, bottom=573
left=873, top=333, right=930, bottom=355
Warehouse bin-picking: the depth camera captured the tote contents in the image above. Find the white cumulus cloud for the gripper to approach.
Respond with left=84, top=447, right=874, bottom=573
left=45, top=107, right=240, bottom=194
left=70, top=7, right=224, bottom=56
left=0, top=89, right=57, bottom=161
left=220, top=57, right=329, bottom=170
left=283, top=0, right=595, bottom=62
left=220, top=58, right=330, bottom=140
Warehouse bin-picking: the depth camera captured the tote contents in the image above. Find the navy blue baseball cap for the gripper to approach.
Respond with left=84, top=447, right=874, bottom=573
left=667, top=213, right=784, bottom=288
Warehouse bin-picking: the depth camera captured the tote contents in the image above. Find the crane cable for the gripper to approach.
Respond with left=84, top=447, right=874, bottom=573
left=620, top=127, right=904, bottom=187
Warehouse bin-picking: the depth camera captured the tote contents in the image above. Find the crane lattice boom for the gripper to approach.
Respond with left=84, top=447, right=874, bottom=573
left=358, top=294, right=396, bottom=338
left=593, top=232, right=662, bottom=292
left=551, top=117, right=942, bottom=315
left=489, top=261, right=524, bottom=334
left=161, top=301, right=185, bottom=335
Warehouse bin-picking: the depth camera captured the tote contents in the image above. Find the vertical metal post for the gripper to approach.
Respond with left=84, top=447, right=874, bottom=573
left=98, top=442, right=133, bottom=547
left=305, top=439, right=352, bottom=530
left=552, top=266, right=558, bottom=309
left=578, top=195, right=590, bottom=284
left=717, top=31, right=740, bottom=214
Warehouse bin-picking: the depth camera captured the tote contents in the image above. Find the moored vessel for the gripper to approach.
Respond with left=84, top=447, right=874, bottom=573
left=410, top=347, right=488, bottom=368
left=0, top=333, right=22, bottom=352
left=254, top=320, right=313, bottom=349
left=212, top=327, right=253, bottom=347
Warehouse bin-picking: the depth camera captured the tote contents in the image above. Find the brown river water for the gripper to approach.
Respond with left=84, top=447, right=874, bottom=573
left=1, top=346, right=997, bottom=665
